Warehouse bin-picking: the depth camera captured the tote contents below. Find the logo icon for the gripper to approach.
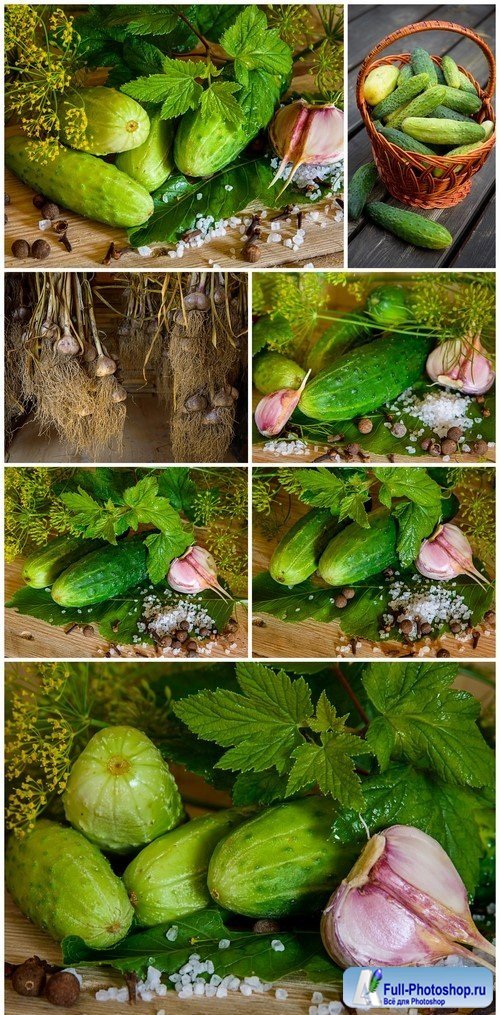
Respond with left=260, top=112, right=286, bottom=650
left=351, top=967, right=383, bottom=1007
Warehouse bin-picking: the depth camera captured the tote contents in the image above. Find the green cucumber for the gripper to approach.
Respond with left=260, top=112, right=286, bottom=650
left=269, top=509, right=342, bottom=586
left=384, top=85, right=445, bottom=128
left=318, top=509, right=397, bottom=586
left=459, top=71, right=478, bottom=95
left=348, top=162, right=379, bottom=220
left=410, top=48, right=438, bottom=86
left=253, top=351, right=306, bottom=394
left=307, top=313, right=372, bottom=373
left=116, top=111, right=174, bottom=191
left=441, top=55, right=461, bottom=89
left=433, top=105, right=473, bottom=123
left=377, top=125, right=437, bottom=156
left=402, top=117, right=485, bottom=146
left=372, top=72, right=429, bottom=120
left=5, top=136, right=154, bottom=228
left=365, top=202, right=452, bottom=250
left=59, top=87, right=150, bottom=156
left=440, top=86, right=482, bottom=115
left=51, top=538, right=148, bottom=607
left=397, top=64, right=413, bottom=86
left=366, top=285, right=410, bottom=327
left=433, top=121, right=494, bottom=177
left=299, top=331, right=433, bottom=422
left=22, top=535, right=102, bottom=588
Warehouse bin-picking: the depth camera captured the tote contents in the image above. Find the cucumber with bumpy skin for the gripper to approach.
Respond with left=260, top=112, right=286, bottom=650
left=372, top=73, right=429, bottom=120
left=433, top=104, right=473, bottom=123
left=377, top=125, right=437, bottom=156
left=116, top=112, right=174, bottom=191
left=318, top=509, right=397, bottom=586
left=348, top=162, right=379, bottom=220
left=307, top=313, right=371, bottom=372
left=59, top=87, right=150, bottom=156
left=433, top=121, right=494, bottom=177
left=22, top=535, right=102, bottom=588
left=365, top=202, right=452, bottom=250
left=253, top=351, right=306, bottom=394
left=402, top=117, right=485, bottom=146
left=459, top=71, right=478, bottom=95
left=397, top=64, right=413, bottom=86
left=299, top=331, right=433, bottom=422
left=51, top=538, right=148, bottom=607
left=411, top=48, right=438, bottom=86
left=270, top=509, right=342, bottom=586
left=5, top=136, right=154, bottom=228
left=363, top=65, right=400, bottom=105
left=385, top=85, right=445, bottom=128
left=366, top=285, right=410, bottom=327
left=440, top=86, right=482, bottom=115
left=441, top=55, right=461, bottom=89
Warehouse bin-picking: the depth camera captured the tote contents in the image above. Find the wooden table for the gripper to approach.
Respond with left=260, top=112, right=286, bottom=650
left=348, top=4, right=496, bottom=268
left=252, top=491, right=495, bottom=660
left=5, top=559, right=248, bottom=659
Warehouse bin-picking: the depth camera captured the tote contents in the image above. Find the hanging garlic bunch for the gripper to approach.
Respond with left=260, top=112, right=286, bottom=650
left=322, top=824, right=495, bottom=970
left=426, top=335, right=495, bottom=394
left=416, top=523, right=490, bottom=588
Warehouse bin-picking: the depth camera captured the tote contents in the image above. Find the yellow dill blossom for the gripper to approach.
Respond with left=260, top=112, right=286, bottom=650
left=5, top=467, right=71, bottom=561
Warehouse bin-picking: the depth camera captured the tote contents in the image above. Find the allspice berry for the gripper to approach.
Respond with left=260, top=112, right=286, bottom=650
left=41, top=202, right=59, bottom=220
left=45, top=971, right=80, bottom=1007
left=400, top=619, right=413, bottom=635
left=429, top=442, right=442, bottom=457
left=31, top=238, right=51, bottom=260
left=357, top=417, right=373, bottom=434
left=11, top=958, right=46, bottom=997
left=243, top=241, right=261, bottom=262
left=33, top=193, right=46, bottom=209
left=447, top=426, right=462, bottom=441
left=437, top=648, right=450, bottom=658
left=11, top=238, right=30, bottom=259
left=420, top=437, right=431, bottom=451
left=440, top=438, right=457, bottom=456
left=391, top=421, right=407, bottom=438
left=253, top=919, right=281, bottom=934
left=334, top=594, right=348, bottom=609
left=472, top=439, right=488, bottom=456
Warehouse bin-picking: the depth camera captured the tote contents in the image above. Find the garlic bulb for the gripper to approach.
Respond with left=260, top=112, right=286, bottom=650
left=416, top=523, right=490, bottom=588
left=269, top=100, right=344, bottom=190
left=321, top=824, right=495, bottom=969
left=168, top=545, right=231, bottom=600
left=426, top=335, right=494, bottom=394
left=254, top=371, right=310, bottom=437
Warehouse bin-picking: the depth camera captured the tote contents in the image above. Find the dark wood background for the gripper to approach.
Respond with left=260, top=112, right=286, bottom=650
left=348, top=4, right=495, bottom=268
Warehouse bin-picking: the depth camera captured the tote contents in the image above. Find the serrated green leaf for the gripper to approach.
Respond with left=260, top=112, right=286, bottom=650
left=122, top=58, right=210, bottom=119
left=232, top=769, right=290, bottom=806
left=363, top=662, right=494, bottom=788
left=144, top=531, right=190, bottom=583
left=393, top=499, right=441, bottom=568
left=199, top=81, right=243, bottom=127
left=309, top=690, right=341, bottom=732
left=331, top=763, right=492, bottom=894
left=221, top=5, right=292, bottom=85
left=287, top=729, right=365, bottom=808
left=293, top=469, right=345, bottom=511
left=375, top=467, right=442, bottom=509
left=338, top=489, right=370, bottom=528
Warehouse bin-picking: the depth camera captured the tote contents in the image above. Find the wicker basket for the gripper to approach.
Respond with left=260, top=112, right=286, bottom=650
left=356, top=20, right=496, bottom=208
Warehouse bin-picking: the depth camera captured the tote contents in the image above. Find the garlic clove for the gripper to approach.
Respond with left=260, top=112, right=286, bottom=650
left=270, top=100, right=344, bottom=191
left=167, top=545, right=231, bottom=600
left=254, top=370, right=311, bottom=437
left=426, top=335, right=495, bottom=395
left=416, top=523, right=490, bottom=588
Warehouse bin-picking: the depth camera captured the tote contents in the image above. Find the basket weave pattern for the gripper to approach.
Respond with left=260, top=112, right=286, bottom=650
left=356, top=20, right=496, bottom=208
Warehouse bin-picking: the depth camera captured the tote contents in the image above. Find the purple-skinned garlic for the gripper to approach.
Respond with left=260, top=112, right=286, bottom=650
left=321, top=824, right=495, bottom=969
left=168, top=545, right=231, bottom=600
left=254, top=370, right=311, bottom=437
left=416, top=523, right=489, bottom=588
left=426, top=335, right=494, bottom=395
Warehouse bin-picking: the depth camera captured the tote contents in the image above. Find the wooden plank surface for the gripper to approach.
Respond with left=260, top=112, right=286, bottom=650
left=5, top=559, right=248, bottom=659
left=252, top=491, right=495, bottom=660
left=347, top=5, right=496, bottom=268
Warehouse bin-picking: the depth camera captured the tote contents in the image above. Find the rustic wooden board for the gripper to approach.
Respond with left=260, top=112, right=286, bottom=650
left=5, top=559, right=248, bottom=659
left=347, top=5, right=496, bottom=269
left=252, top=491, right=495, bottom=660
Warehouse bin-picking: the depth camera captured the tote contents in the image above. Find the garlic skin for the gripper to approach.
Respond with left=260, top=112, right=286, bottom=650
left=426, top=335, right=495, bottom=394
left=269, top=100, right=344, bottom=189
left=321, top=824, right=495, bottom=969
left=416, top=523, right=489, bottom=588
left=254, top=370, right=311, bottom=437
left=167, top=545, right=231, bottom=600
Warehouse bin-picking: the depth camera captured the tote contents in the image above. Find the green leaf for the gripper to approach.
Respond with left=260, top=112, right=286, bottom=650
left=221, top=6, right=292, bottom=86
left=122, top=38, right=166, bottom=76
left=363, top=662, right=494, bottom=788
left=292, top=469, right=345, bottom=511
left=125, top=9, right=180, bottom=36
left=393, top=499, right=441, bottom=568
left=332, top=763, right=492, bottom=894
left=252, top=314, right=293, bottom=356
left=239, top=68, right=282, bottom=135
left=232, top=769, right=290, bottom=806
left=62, top=909, right=328, bottom=982
left=252, top=572, right=338, bottom=623
left=144, top=531, right=187, bottom=584
left=375, top=467, right=442, bottom=509
left=155, top=468, right=198, bottom=518
left=199, top=81, right=244, bottom=128
left=128, top=155, right=298, bottom=248
left=287, top=728, right=365, bottom=808
left=338, top=489, right=370, bottom=528
left=59, top=489, right=127, bottom=543
left=5, top=584, right=150, bottom=645
left=122, top=476, right=192, bottom=538
left=122, top=58, right=211, bottom=119
left=174, top=662, right=313, bottom=776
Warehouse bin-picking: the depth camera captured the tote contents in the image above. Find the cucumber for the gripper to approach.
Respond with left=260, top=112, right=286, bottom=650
left=402, top=117, right=486, bottom=146
left=51, top=538, right=148, bottom=607
left=372, top=72, right=429, bottom=120
left=397, top=64, right=413, bottom=86
left=363, top=65, right=400, bottom=106
left=440, top=86, right=482, bottom=115
left=433, top=121, right=494, bottom=178
left=365, top=202, right=453, bottom=250
left=348, top=162, right=379, bottom=220
left=307, top=313, right=372, bottom=373
left=366, top=285, right=410, bottom=327
left=22, top=535, right=102, bottom=588
left=299, top=331, right=433, bottom=422
left=435, top=62, right=446, bottom=85
left=269, top=509, right=342, bottom=586
left=441, top=55, right=461, bottom=89
left=116, top=112, right=174, bottom=191
left=459, top=71, right=478, bottom=95
left=384, top=85, right=445, bottom=129
left=410, top=48, right=438, bottom=86
left=59, top=87, right=150, bottom=156
left=433, top=105, right=473, bottom=123
left=377, top=125, right=437, bottom=156
left=318, top=509, right=397, bottom=586
left=253, top=351, right=305, bottom=394
left=5, top=136, right=154, bottom=228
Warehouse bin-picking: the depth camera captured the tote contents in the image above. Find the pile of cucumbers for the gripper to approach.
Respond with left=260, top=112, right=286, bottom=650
left=349, top=45, right=495, bottom=249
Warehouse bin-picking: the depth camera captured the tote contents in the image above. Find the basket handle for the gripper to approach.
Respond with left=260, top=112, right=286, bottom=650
left=356, top=19, right=496, bottom=102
